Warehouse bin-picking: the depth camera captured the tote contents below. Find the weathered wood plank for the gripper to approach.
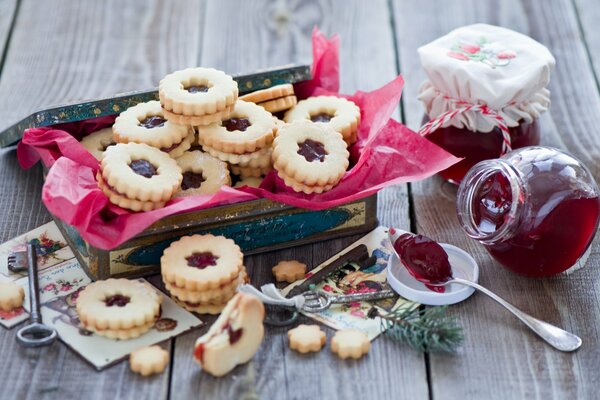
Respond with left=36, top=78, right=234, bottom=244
left=170, top=1, right=425, bottom=399
left=392, top=0, right=600, bottom=398
left=0, top=1, right=204, bottom=399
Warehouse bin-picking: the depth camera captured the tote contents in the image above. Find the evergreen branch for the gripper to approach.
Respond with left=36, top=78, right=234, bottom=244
left=370, top=303, right=464, bottom=353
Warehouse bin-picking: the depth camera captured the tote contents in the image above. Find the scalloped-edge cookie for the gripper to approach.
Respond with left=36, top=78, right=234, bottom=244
left=201, top=144, right=272, bottom=168
left=331, top=329, right=370, bottom=359
left=164, top=268, right=247, bottom=303
left=97, top=172, right=166, bottom=212
left=175, top=150, right=231, bottom=197
left=81, top=127, right=115, bottom=161
left=288, top=324, right=326, bottom=353
left=272, top=260, right=307, bottom=283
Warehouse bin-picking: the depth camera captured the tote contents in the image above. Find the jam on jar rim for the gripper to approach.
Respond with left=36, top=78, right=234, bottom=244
left=456, top=159, right=526, bottom=245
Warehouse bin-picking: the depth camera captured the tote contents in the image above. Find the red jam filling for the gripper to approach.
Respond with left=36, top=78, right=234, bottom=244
left=186, top=252, right=218, bottom=269
left=422, top=116, right=540, bottom=183
left=310, top=113, right=333, bottom=123
left=186, top=85, right=209, bottom=93
left=160, top=142, right=180, bottom=153
left=181, top=171, right=205, bottom=190
left=223, top=117, right=251, bottom=132
left=140, top=115, right=167, bottom=129
left=393, top=233, right=452, bottom=293
left=129, top=159, right=157, bottom=178
left=473, top=171, right=600, bottom=276
left=104, top=294, right=130, bottom=307
left=224, top=322, right=243, bottom=344
left=297, top=139, right=327, bottom=162
left=194, top=343, right=205, bottom=362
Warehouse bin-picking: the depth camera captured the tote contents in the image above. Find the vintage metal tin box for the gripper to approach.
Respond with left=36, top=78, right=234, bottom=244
left=2, top=65, right=377, bottom=280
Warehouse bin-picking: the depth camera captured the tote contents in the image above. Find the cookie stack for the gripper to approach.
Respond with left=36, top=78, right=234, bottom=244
left=272, top=120, right=350, bottom=194
left=240, top=83, right=297, bottom=114
left=174, top=150, right=231, bottom=197
left=196, top=100, right=277, bottom=178
left=98, top=142, right=183, bottom=211
left=161, top=234, right=248, bottom=315
left=76, top=279, right=162, bottom=340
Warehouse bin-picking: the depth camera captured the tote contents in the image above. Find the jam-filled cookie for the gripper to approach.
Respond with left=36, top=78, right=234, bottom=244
left=197, top=100, right=276, bottom=154
left=100, top=143, right=182, bottom=203
left=164, top=268, right=247, bottom=304
left=175, top=150, right=231, bottom=197
left=159, top=67, right=238, bottom=126
left=81, top=127, right=115, bottom=160
left=160, top=234, right=243, bottom=292
left=193, top=292, right=265, bottom=377
left=130, top=345, right=170, bottom=376
left=284, top=96, right=360, bottom=145
left=240, top=83, right=297, bottom=113
left=202, top=145, right=272, bottom=169
left=233, top=176, right=263, bottom=188
left=97, top=172, right=166, bottom=212
left=0, top=281, right=24, bottom=312
left=230, top=165, right=272, bottom=178
left=112, top=101, right=190, bottom=151
left=272, top=121, right=349, bottom=193
left=76, top=279, right=162, bottom=337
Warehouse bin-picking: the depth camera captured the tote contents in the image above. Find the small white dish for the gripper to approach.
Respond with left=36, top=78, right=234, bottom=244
left=386, top=243, right=479, bottom=306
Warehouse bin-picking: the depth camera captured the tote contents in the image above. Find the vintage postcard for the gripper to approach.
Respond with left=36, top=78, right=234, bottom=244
left=282, top=226, right=416, bottom=341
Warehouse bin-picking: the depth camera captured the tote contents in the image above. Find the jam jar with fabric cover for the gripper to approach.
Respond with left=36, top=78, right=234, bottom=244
left=418, top=24, right=555, bottom=183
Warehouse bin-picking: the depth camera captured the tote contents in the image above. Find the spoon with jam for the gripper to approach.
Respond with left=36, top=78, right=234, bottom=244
left=388, top=229, right=582, bottom=352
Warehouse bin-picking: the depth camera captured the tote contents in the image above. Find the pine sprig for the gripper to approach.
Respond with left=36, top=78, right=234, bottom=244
left=370, top=303, right=464, bottom=353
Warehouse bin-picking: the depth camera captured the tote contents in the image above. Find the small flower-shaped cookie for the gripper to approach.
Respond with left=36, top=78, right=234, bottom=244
left=331, top=329, right=370, bottom=360
left=130, top=345, right=170, bottom=376
left=272, top=260, right=307, bottom=283
left=288, top=324, right=326, bottom=353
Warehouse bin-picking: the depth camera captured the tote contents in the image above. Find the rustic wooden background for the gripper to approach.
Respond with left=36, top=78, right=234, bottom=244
left=0, top=0, right=599, bottom=399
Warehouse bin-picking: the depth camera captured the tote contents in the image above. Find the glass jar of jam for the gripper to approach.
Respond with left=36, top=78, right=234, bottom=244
left=456, top=146, right=600, bottom=277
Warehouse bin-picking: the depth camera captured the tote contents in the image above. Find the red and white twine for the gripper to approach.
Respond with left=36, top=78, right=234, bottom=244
left=418, top=103, right=512, bottom=156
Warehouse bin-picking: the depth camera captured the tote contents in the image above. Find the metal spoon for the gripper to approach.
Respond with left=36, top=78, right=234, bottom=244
left=388, top=230, right=582, bottom=352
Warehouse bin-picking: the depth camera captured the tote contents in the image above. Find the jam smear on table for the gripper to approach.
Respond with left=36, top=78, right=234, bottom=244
left=297, top=139, right=327, bottom=162
left=140, top=115, right=167, bottom=129
left=310, top=113, right=333, bottom=123
left=223, top=117, right=251, bottom=132
left=129, top=159, right=157, bottom=178
left=393, top=233, right=452, bottom=293
left=473, top=171, right=600, bottom=276
left=181, top=171, right=205, bottom=190
left=423, top=116, right=540, bottom=183
left=104, top=294, right=130, bottom=307
left=186, top=252, right=219, bottom=269
left=186, top=85, right=209, bottom=93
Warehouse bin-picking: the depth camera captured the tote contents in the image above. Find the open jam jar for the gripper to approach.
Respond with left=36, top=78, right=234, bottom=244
left=456, top=146, right=600, bottom=277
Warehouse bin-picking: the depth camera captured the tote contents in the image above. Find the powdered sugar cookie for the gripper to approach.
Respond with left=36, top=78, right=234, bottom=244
left=130, top=345, right=170, bottom=376
left=272, top=260, right=307, bottom=283
left=197, top=100, right=276, bottom=154
left=230, top=165, right=272, bottom=178
left=159, top=67, right=238, bottom=116
left=233, top=176, right=263, bottom=188
left=331, top=329, right=370, bottom=359
left=113, top=101, right=190, bottom=149
left=194, top=293, right=265, bottom=376
left=0, top=281, right=24, bottom=312
left=97, top=172, right=166, bottom=212
left=161, top=234, right=243, bottom=291
left=202, top=144, right=272, bottom=168
left=76, top=279, right=162, bottom=331
left=288, top=324, right=326, bottom=353
left=100, top=143, right=182, bottom=203
left=272, top=121, right=349, bottom=190
left=175, top=150, right=231, bottom=197
left=284, top=96, right=360, bottom=145
left=81, top=127, right=115, bottom=160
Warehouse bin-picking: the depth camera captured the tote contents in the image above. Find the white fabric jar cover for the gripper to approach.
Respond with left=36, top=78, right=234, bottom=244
left=418, top=24, right=555, bottom=133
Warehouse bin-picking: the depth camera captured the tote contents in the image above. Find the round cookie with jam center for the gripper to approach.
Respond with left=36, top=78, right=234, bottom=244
left=113, top=101, right=190, bottom=149
left=81, top=127, right=116, bottom=161
left=76, top=278, right=162, bottom=332
left=101, top=143, right=182, bottom=203
left=272, top=120, right=349, bottom=190
left=197, top=100, right=276, bottom=154
left=161, top=234, right=244, bottom=292
left=175, top=151, right=231, bottom=197
left=284, top=96, right=360, bottom=145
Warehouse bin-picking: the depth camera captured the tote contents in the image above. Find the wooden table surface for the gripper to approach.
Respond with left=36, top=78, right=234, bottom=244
left=1, top=0, right=599, bottom=399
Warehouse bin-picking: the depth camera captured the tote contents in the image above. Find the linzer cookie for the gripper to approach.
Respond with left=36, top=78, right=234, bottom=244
left=76, top=279, right=162, bottom=339
left=175, top=150, right=231, bottom=197
left=0, top=281, right=24, bottom=312
left=112, top=101, right=190, bottom=154
left=130, top=345, right=170, bottom=376
left=284, top=96, right=360, bottom=145
left=164, top=268, right=247, bottom=304
left=81, top=127, right=115, bottom=160
left=97, top=172, right=166, bottom=212
left=240, top=83, right=297, bottom=113
left=193, top=292, right=265, bottom=377
left=159, top=67, right=238, bottom=126
left=100, top=143, right=182, bottom=203
left=272, top=120, right=349, bottom=194
left=203, top=146, right=272, bottom=168
left=230, top=164, right=272, bottom=178
left=233, top=176, right=263, bottom=188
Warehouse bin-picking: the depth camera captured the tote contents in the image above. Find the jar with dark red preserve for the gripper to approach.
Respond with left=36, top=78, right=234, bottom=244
left=456, top=146, right=600, bottom=277
left=418, top=24, right=555, bottom=183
